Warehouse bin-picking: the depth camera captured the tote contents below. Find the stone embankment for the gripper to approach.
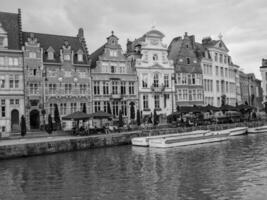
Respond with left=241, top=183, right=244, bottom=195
left=0, top=121, right=265, bottom=160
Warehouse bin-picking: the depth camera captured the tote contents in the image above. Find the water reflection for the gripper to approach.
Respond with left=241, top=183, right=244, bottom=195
left=1, top=134, right=267, bottom=200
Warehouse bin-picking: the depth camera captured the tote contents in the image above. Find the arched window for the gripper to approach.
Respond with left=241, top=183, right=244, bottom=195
left=153, top=54, right=158, bottom=61
left=153, top=73, right=159, bottom=87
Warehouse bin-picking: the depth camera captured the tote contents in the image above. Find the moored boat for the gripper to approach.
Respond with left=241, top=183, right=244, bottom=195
left=247, top=125, right=267, bottom=134
left=148, top=130, right=229, bottom=148
left=131, top=130, right=210, bottom=147
left=228, top=127, right=248, bottom=136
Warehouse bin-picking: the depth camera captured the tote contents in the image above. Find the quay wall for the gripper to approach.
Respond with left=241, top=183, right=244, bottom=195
left=0, top=121, right=265, bottom=160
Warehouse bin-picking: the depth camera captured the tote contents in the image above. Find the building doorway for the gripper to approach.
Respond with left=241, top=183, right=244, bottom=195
left=30, top=109, right=40, bottom=129
left=11, top=109, right=20, bottom=132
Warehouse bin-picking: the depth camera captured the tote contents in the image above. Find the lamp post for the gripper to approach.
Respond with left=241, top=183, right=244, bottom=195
left=41, top=64, right=47, bottom=130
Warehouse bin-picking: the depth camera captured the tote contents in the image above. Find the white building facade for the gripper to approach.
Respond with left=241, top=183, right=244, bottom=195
left=200, top=36, right=240, bottom=106
left=260, top=59, right=267, bottom=105
left=127, top=28, right=175, bottom=117
left=0, top=10, right=25, bottom=135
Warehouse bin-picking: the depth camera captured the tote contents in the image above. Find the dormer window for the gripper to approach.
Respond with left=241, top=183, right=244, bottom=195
left=47, top=46, right=55, bottom=60
left=77, top=49, right=83, bottom=62
left=0, top=23, right=8, bottom=48
left=64, top=54, right=71, bottom=61
left=78, top=54, right=83, bottom=62
left=48, top=52, right=54, bottom=60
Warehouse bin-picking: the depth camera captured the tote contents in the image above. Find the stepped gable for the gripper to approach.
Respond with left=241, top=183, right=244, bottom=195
left=168, top=33, right=202, bottom=74
left=22, top=31, right=89, bottom=64
left=0, top=10, right=21, bottom=50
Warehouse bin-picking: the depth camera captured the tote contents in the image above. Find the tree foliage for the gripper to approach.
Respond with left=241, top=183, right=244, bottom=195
left=20, top=115, right=27, bottom=137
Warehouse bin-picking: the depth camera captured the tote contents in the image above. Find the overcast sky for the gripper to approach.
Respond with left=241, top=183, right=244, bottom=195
left=1, top=0, right=267, bottom=78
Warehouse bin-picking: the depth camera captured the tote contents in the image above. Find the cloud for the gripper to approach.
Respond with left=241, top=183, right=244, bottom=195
left=1, top=0, right=267, bottom=78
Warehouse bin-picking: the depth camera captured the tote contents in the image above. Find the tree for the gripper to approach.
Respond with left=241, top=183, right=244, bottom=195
left=107, top=102, right=112, bottom=114
left=137, top=109, right=141, bottom=126
left=20, top=115, right=27, bottom=137
left=118, top=110, right=124, bottom=127
left=148, top=112, right=153, bottom=123
left=54, top=104, right=61, bottom=130
left=41, top=109, right=46, bottom=131
left=47, top=114, right=53, bottom=134
left=153, top=109, right=159, bottom=126
left=130, top=102, right=135, bottom=120
left=221, top=94, right=226, bottom=106
left=82, top=103, right=87, bottom=113
left=176, top=105, right=180, bottom=112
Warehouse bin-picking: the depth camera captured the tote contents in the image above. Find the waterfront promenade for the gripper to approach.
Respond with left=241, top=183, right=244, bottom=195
left=0, top=120, right=265, bottom=160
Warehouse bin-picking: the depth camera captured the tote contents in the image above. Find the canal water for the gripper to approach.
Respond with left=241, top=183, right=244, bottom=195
left=0, top=134, right=267, bottom=200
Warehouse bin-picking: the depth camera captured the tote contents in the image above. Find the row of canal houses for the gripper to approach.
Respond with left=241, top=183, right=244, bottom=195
left=0, top=9, right=263, bottom=135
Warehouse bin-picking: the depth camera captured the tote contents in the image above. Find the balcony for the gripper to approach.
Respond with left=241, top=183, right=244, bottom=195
left=110, top=94, right=122, bottom=99
left=151, top=84, right=166, bottom=93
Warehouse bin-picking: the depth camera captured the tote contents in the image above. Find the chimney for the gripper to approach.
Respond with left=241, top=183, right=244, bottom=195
left=77, top=28, right=84, bottom=38
left=18, top=8, right=23, bottom=48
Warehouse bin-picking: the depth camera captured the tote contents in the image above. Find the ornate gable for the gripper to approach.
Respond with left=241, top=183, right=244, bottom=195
left=215, top=40, right=229, bottom=52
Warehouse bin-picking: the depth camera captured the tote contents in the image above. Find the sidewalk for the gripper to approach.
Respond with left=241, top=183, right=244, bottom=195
left=1, top=130, right=69, bottom=140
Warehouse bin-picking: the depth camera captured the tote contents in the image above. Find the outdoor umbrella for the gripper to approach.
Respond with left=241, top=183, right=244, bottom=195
left=62, top=111, right=91, bottom=120
left=204, top=104, right=220, bottom=112
left=237, top=104, right=255, bottom=112
left=220, top=104, right=238, bottom=112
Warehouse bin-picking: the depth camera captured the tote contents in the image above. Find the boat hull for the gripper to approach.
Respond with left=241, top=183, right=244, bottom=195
left=149, top=131, right=229, bottom=148
left=247, top=126, right=267, bottom=134
left=229, top=127, right=248, bottom=136
left=131, top=130, right=209, bottom=147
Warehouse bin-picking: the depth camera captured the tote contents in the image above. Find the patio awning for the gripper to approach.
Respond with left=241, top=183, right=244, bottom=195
left=220, top=104, right=238, bottom=111
left=203, top=104, right=221, bottom=112
left=62, top=111, right=91, bottom=120
left=237, top=104, right=255, bottom=111
left=90, top=111, right=113, bottom=119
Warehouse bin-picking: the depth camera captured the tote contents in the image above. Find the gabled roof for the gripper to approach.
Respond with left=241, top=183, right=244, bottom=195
left=145, top=29, right=164, bottom=38
left=89, top=44, right=105, bottom=68
left=202, top=37, right=229, bottom=52
left=22, top=31, right=89, bottom=64
left=0, top=11, right=21, bottom=50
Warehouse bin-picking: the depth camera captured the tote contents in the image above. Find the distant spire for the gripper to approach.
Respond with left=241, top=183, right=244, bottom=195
left=218, top=33, right=223, bottom=40
left=111, top=30, right=114, bottom=35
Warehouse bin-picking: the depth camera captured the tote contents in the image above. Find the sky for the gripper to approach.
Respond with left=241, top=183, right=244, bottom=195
left=1, top=0, right=267, bottom=79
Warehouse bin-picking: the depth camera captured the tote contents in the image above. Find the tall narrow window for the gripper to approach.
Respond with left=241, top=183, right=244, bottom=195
left=48, top=52, right=54, bottom=60
left=93, top=81, right=100, bottom=95
left=121, top=81, right=126, bottom=95
left=78, top=54, right=83, bottom=62
left=153, top=73, right=159, bottom=87
left=103, top=81, right=109, bottom=95
left=112, top=81, right=118, bottom=94
left=186, top=58, right=190, bottom=64
left=142, top=74, right=148, bottom=88
left=154, top=95, right=160, bottom=109
left=129, top=82, right=135, bottom=95
left=164, top=74, right=169, bottom=87
left=111, top=66, right=115, bottom=73
left=143, top=95, right=149, bottom=110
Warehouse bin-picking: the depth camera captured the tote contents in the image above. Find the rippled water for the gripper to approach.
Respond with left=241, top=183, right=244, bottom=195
left=1, top=134, right=267, bottom=200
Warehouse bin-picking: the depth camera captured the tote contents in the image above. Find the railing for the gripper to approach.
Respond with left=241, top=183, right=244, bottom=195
left=151, top=84, right=166, bottom=93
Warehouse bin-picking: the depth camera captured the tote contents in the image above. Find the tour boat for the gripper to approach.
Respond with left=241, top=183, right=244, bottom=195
left=148, top=130, right=229, bottom=148
left=247, top=125, right=267, bottom=134
left=228, top=127, right=248, bottom=136
left=131, top=130, right=210, bottom=147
